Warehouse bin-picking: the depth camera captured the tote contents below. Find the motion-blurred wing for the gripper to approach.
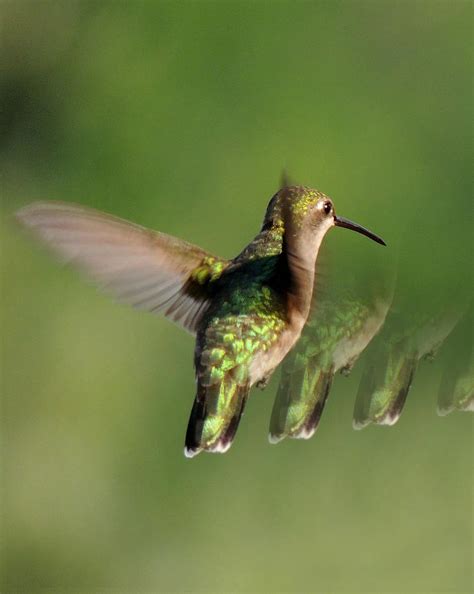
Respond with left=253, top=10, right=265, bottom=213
left=16, top=201, right=227, bottom=334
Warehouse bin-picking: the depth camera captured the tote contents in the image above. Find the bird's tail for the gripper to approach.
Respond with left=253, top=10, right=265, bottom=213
left=269, top=357, right=334, bottom=443
left=184, top=371, right=249, bottom=458
left=353, top=343, right=418, bottom=429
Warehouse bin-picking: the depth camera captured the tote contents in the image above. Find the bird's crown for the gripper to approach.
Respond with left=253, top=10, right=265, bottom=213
left=262, top=185, right=334, bottom=232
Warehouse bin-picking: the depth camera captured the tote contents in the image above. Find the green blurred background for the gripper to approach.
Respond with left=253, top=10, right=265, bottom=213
left=1, top=1, right=472, bottom=592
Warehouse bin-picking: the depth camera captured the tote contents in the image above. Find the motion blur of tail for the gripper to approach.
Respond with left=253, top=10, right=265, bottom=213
left=353, top=304, right=466, bottom=429
left=437, top=306, right=473, bottom=416
left=270, top=353, right=334, bottom=442
left=270, top=292, right=391, bottom=443
left=438, top=364, right=474, bottom=415
left=353, top=341, right=417, bottom=429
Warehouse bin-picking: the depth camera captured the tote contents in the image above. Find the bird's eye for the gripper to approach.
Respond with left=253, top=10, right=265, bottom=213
left=323, top=201, right=332, bottom=215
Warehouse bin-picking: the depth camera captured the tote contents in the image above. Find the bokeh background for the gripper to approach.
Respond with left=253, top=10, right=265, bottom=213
left=1, top=1, right=472, bottom=592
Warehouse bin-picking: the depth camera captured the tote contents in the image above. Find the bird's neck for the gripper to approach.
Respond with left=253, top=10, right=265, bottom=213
left=284, top=252, right=315, bottom=327
left=236, top=221, right=327, bottom=327
left=282, top=229, right=327, bottom=328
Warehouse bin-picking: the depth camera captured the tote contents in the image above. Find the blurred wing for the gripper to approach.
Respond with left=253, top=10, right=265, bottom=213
left=16, top=201, right=226, bottom=334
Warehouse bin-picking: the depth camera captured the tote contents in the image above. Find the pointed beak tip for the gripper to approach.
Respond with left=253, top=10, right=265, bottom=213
left=334, top=215, right=386, bottom=247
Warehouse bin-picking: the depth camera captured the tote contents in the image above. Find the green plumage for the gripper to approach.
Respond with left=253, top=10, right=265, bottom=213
left=187, top=227, right=288, bottom=454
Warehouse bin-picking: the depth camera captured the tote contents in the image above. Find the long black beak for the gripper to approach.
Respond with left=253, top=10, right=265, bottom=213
left=334, top=215, right=386, bottom=246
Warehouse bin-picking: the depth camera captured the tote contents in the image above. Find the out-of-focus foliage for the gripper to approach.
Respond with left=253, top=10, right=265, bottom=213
left=1, top=2, right=472, bottom=592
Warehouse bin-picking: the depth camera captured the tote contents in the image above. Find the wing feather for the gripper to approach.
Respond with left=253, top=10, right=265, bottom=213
left=16, top=201, right=226, bottom=334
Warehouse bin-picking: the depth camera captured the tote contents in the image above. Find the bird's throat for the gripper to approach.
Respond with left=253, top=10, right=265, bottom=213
left=283, top=228, right=327, bottom=329
left=285, top=250, right=316, bottom=328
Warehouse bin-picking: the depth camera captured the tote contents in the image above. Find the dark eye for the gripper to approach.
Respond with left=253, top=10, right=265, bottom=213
left=323, top=201, right=332, bottom=215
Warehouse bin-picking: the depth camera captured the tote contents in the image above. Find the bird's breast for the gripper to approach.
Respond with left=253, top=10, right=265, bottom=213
left=197, top=282, right=298, bottom=387
left=248, top=311, right=307, bottom=385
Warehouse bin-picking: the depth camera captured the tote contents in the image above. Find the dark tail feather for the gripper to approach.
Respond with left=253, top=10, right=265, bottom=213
left=184, top=385, right=207, bottom=458
left=184, top=379, right=249, bottom=458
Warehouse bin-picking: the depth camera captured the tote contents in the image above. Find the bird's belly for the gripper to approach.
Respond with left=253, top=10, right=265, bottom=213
left=249, top=318, right=306, bottom=385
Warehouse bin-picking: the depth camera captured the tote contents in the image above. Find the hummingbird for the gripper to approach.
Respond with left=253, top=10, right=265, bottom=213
left=269, top=284, right=392, bottom=443
left=16, top=185, right=385, bottom=457
left=353, top=303, right=464, bottom=429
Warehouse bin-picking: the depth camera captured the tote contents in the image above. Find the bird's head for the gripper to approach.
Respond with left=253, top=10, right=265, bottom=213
left=276, top=185, right=386, bottom=248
